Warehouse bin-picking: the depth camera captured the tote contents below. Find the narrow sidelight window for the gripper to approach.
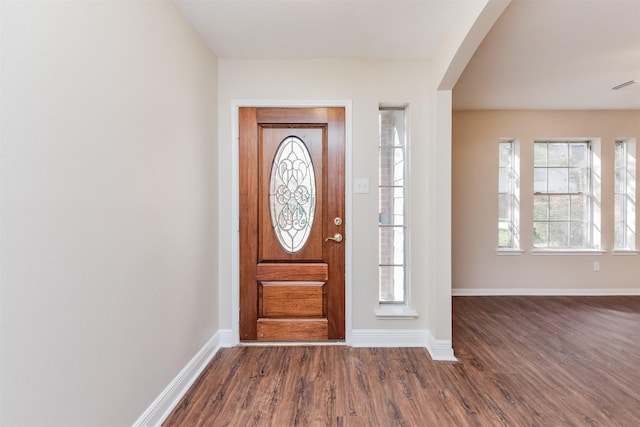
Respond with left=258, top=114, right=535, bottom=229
left=378, top=107, right=406, bottom=303
left=614, top=139, right=636, bottom=250
left=498, top=140, right=520, bottom=248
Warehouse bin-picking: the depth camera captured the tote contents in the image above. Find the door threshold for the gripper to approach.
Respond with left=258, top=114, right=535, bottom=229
left=239, top=340, right=347, bottom=347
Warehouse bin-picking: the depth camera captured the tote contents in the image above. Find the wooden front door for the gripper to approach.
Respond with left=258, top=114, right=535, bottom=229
left=239, top=107, right=345, bottom=341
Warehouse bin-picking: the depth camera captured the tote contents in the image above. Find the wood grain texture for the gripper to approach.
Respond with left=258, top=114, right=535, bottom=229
left=256, top=107, right=329, bottom=124
left=324, top=107, right=345, bottom=339
left=258, top=126, right=324, bottom=262
left=260, top=282, right=325, bottom=317
left=240, top=107, right=345, bottom=341
left=163, top=296, right=640, bottom=426
left=239, top=107, right=259, bottom=340
left=256, top=263, right=328, bottom=281
left=257, top=319, right=328, bottom=341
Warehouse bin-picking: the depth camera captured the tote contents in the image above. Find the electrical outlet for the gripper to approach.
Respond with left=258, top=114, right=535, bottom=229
left=593, top=261, right=600, bottom=272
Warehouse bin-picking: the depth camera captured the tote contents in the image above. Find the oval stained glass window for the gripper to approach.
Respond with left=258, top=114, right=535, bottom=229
left=269, top=136, right=316, bottom=253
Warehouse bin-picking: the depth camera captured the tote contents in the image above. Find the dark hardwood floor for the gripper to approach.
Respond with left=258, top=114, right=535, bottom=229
left=163, top=296, right=640, bottom=426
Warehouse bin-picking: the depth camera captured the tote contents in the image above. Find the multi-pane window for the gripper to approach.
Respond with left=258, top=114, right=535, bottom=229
left=614, top=139, right=636, bottom=250
left=379, top=107, right=406, bottom=303
left=498, top=140, right=520, bottom=248
left=533, top=141, right=592, bottom=248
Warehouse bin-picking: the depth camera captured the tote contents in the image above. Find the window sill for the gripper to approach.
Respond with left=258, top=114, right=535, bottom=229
left=531, top=249, right=606, bottom=256
left=496, top=248, right=525, bottom=256
left=375, top=305, right=418, bottom=319
left=612, top=249, right=639, bottom=256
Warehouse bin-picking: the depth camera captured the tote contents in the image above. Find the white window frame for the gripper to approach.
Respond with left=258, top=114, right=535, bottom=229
left=497, top=139, right=522, bottom=254
left=614, top=138, right=637, bottom=253
left=532, top=139, right=602, bottom=253
left=376, top=105, right=417, bottom=318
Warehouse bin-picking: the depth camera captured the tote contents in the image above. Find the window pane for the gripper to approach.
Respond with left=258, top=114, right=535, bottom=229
left=533, top=195, right=549, bottom=220
left=379, top=107, right=406, bottom=304
left=548, top=143, right=568, bottom=166
left=614, top=140, right=636, bottom=250
left=615, top=194, right=625, bottom=219
left=379, top=227, right=393, bottom=264
left=379, top=187, right=404, bottom=225
left=393, top=194, right=404, bottom=222
left=379, top=110, right=404, bottom=147
left=379, top=147, right=404, bottom=186
left=393, top=150, right=404, bottom=185
left=615, top=220, right=625, bottom=248
left=626, top=227, right=635, bottom=250
left=534, top=140, right=595, bottom=250
left=498, top=194, right=512, bottom=221
left=548, top=168, right=568, bottom=193
left=499, top=168, right=510, bottom=193
left=534, top=222, right=548, bottom=246
left=499, top=143, right=512, bottom=167
left=569, top=143, right=588, bottom=167
left=615, top=167, right=625, bottom=194
left=534, top=168, right=547, bottom=192
left=379, top=226, right=404, bottom=264
left=498, top=221, right=511, bottom=247
left=392, top=227, right=404, bottom=264
left=498, top=140, right=518, bottom=249
left=569, top=168, right=588, bottom=193
left=379, top=266, right=404, bottom=303
left=570, top=222, right=586, bottom=247
left=549, top=195, right=570, bottom=220
left=615, top=143, right=625, bottom=168
left=534, top=143, right=547, bottom=167
left=549, top=222, right=569, bottom=247
left=571, top=195, right=587, bottom=219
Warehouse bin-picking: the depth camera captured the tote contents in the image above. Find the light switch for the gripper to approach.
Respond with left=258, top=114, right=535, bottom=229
left=354, top=178, right=370, bottom=194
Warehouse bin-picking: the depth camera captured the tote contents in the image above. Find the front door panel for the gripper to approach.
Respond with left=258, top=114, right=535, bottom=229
left=239, top=107, right=345, bottom=341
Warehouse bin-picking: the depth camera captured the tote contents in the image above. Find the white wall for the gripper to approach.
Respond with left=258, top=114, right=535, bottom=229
left=218, top=59, right=433, bottom=333
left=0, top=1, right=218, bottom=425
left=216, top=1, right=507, bottom=356
left=452, top=110, right=640, bottom=293
left=424, top=0, right=508, bottom=346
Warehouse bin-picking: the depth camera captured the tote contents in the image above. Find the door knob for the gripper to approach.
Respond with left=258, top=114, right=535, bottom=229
left=325, top=233, right=343, bottom=243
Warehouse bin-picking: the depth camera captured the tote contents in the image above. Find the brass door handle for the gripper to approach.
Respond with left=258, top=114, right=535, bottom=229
left=325, top=233, right=343, bottom=243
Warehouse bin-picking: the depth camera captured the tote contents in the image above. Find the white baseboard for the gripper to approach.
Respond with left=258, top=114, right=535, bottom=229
left=219, top=329, right=234, bottom=347
left=132, top=332, right=221, bottom=427
left=425, top=331, right=457, bottom=362
left=351, top=329, right=457, bottom=362
left=452, top=288, right=640, bottom=296
left=351, top=329, right=429, bottom=347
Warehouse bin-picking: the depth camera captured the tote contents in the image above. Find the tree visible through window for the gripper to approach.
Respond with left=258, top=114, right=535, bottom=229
left=498, top=140, right=520, bottom=248
left=533, top=141, right=592, bottom=248
left=614, top=139, right=637, bottom=250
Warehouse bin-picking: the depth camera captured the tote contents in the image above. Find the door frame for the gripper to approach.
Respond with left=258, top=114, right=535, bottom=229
left=230, top=100, right=353, bottom=346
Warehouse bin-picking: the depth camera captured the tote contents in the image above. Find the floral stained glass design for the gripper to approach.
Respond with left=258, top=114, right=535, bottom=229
left=269, top=136, right=316, bottom=253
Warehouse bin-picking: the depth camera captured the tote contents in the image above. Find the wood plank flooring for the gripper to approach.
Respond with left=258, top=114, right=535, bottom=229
left=163, top=296, right=640, bottom=426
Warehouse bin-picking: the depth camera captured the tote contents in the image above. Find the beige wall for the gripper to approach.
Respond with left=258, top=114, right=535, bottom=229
left=452, top=110, right=640, bottom=292
left=1, top=1, right=218, bottom=425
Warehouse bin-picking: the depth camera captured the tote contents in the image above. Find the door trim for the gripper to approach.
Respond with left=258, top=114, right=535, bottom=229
left=230, top=99, right=353, bottom=346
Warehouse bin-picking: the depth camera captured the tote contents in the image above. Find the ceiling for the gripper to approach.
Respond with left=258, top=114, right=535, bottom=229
left=454, top=0, right=640, bottom=110
left=173, top=0, right=471, bottom=60
left=174, top=0, right=640, bottom=110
